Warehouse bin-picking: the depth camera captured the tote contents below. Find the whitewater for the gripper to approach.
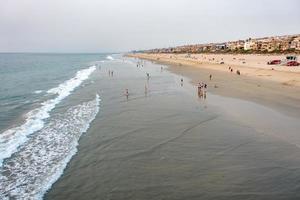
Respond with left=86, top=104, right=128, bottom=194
left=0, top=65, right=96, bottom=167
left=0, top=95, right=100, bottom=199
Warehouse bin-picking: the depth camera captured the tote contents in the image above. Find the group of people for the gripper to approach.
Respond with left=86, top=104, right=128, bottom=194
left=228, top=66, right=241, bottom=75
left=108, top=70, right=114, bottom=77
left=119, top=60, right=212, bottom=101
left=136, top=61, right=144, bottom=68
left=124, top=72, right=150, bottom=100
left=197, top=82, right=207, bottom=99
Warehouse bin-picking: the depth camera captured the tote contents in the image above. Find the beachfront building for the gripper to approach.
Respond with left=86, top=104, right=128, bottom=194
left=226, top=40, right=245, bottom=51
left=291, top=36, right=300, bottom=51
left=278, top=39, right=292, bottom=51
left=215, top=43, right=227, bottom=51
left=244, top=38, right=259, bottom=51
left=142, top=34, right=300, bottom=54
left=257, top=38, right=277, bottom=52
left=259, top=41, right=270, bottom=52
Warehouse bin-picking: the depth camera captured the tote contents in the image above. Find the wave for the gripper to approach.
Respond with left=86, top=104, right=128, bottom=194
left=0, top=66, right=96, bottom=167
left=106, top=55, right=114, bottom=60
left=0, top=95, right=100, bottom=200
left=33, top=90, right=43, bottom=94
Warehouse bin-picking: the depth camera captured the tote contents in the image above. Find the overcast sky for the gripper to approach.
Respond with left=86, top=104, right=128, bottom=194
left=0, top=0, right=299, bottom=53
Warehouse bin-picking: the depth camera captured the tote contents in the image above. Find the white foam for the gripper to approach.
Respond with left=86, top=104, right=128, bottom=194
left=0, top=95, right=100, bottom=200
left=0, top=66, right=96, bottom=167
left=34, top=90, right=43, bottom=94
left=106, top=55, right=114, bottom=60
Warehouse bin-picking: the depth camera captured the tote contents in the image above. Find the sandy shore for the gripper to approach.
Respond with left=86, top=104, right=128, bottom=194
left=127, top=53, right=300, bottom=118
left=128, top=53, right=300, bottom=86
left=45, top=56, right=300, bottom=200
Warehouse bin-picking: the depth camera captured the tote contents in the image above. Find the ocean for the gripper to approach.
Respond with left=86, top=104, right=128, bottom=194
left=0, top=53, right=105, bottom=199
left=1, top=53, right=300, bottom=200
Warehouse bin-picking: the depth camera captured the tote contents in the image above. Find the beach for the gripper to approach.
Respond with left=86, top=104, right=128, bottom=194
left=45, top=55, right=300, bottom=199
left=128, top=53, right=300, bottom=83
left=1, top=54, right=300, bottom=199
left=128, top=53, right=300, bottom=118
left=1, top=0, right=300, bottom=199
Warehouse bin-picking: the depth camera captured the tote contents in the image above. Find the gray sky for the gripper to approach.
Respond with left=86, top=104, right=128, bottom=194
left=0, top=0, right=299, bottom=53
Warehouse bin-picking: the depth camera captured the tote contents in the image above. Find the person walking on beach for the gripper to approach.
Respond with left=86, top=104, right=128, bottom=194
left=181, top=78, right=184, bottom=86
left=209, top=74, right=212, bottom=80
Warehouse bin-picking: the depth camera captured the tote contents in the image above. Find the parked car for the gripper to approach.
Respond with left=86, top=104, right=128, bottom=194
left=267, top=60, right=281, bottom=65
left=287, top=61, right=300, bottom=66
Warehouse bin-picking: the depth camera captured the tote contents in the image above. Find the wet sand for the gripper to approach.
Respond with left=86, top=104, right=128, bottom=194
left=128, top=53, right=300, bottom=118
left=168, top=64, right=300, bottom=119
left=45, top=56, right=300, bottom=200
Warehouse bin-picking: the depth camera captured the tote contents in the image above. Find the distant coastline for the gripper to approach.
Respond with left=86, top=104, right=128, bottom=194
left=134, top=34, right=300, bottom=55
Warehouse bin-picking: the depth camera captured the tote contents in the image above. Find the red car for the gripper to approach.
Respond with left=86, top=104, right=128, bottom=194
left=287, top=61, right=300, bottom=66
left=267, top=60, right=281, bottom=65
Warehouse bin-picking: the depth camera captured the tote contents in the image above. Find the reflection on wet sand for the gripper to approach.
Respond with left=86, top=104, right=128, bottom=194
left=46, top=56, right=300, bottom=200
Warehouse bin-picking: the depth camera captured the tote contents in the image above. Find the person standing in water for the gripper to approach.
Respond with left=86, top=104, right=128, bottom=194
left=125, top=89, right=129, bottom=100
left=145, top=84, right=148, bottom=96
left=181, top=78, right=183, bottom=86
left=197, top=83, right=202, bottom=98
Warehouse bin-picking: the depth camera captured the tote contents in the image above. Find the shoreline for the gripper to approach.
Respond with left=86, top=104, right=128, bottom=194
left=45, top=55, right=300, bottom=200
left=127, top=53, right=300, bottom=118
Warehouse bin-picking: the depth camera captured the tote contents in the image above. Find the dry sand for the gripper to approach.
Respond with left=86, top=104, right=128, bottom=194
left=128, top=53, right=300, bottom=86
left=127, top=53, right=300, bottom=118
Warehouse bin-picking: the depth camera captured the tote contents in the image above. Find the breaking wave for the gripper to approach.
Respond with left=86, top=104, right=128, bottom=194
left=106, top=55, right=114, bottom=60
left=0, top=95, right=100, bottom=200
left=33, top=90, right=43, bottom=94
left=0, top=66, right=96, bottom=167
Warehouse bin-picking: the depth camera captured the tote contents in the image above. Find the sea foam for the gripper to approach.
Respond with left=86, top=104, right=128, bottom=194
left=106, top=55, right=114, bottom=60
left=33, top=90, right=43, bottom=94
left=0, top=65, right=96, bottom=167
left=0, top=95, right=100, bottom=200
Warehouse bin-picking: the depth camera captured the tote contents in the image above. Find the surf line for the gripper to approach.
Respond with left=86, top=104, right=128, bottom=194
left=0, top=65, right=96, bottom=167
